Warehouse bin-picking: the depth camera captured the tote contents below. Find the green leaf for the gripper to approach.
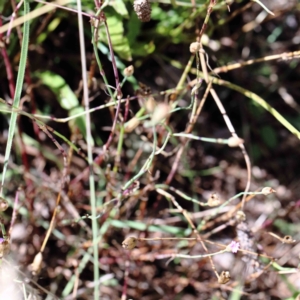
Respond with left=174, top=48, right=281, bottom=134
left=109, top=0, right=128, bottom=17
left=36, top=71, right=89, bottom=140
left=131, top=41, right=155, bottom=57
left=37, top=17, right=61, bottom=44
left=37, top=71, right=79, bottom=110
left=99, top=14, right=132, bottom=61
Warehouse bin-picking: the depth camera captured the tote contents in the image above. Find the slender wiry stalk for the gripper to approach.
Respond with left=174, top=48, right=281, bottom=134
left=165, top=81, right=212, bottom=184
left=76, top=0, right=99, bottom=299
left=199, top=47, right=251, bottom=210
left=0, top=21, right=15, bottom=97
left=33, top=96, right=138, bottom=122
left=103, top=20, right=122, bottom=100
left=170, top=54, right=195, bottom=102
left=187, top=70, right=300, bottom=139
left=121, top=255, right=130, bottom=300
left=6, top=0, right=24, bottom=42
left=0, top=100, right=86, bottom=164
left=0, top=0, right=71, bottom=35
left=156, top=188, right=220, bottom=280
left=198, top=0, right=216, bottom=42
left=213, top=50, right=300, bottom=74
left=117, top=99, right=131, bottom=173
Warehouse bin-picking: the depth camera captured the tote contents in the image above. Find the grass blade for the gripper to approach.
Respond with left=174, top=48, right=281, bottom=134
left=1, top=0, right=30, bottom=196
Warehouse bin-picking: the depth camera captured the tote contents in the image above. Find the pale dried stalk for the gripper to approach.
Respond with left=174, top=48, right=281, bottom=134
left=199, top=46, right=251, bottom=210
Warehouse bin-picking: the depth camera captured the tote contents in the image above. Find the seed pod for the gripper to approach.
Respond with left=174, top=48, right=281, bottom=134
left=207, top=193, right=220, bottom=207
left=282, top=235, right=295, bottom=244
left=133, top=0, right=151, bottom=22
left=0, top=238, right=10, bottom=258
left=0, top=197, right=8, bottom=212
left=189, top=42, right=200, bottom=54
left=124, top=65, right=134, bottom=77
left=30, top=252, right=43, bottom=275
left=218, top=270, right=231, bottom=284
left=235, top=210, right=246, bottom=223
left=122, top=236, right=137, bottom=250
left=261, top=187, right=276, bottom=195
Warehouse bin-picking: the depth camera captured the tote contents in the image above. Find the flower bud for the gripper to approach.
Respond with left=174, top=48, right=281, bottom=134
left=0, top=238, right=10, bottom=258
left=207, top=193, right=220, bottom=207
left=261, top=187, right=276, bottom=195
left=189, top=42, right=200, bottom=54
left=282, top=235, right=295, bottom=244
left=122, top=236, right=137, bottom=250
left=30, top=252, right=43, bottom=275
left=218, top=270, right=231, bottom=284
left=124, top=65, right=134, bottom=77
left=236, top=210, right=246, bottom=222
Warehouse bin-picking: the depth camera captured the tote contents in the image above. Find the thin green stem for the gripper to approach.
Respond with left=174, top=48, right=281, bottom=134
left=113, top=124, right=125, bottom=173
left=121, top=126, right=157, bottom=193
left=77, top=0, right=99, bottom=298
left=172, top=133, right=229, bottom=144
left=170, top=248, right=228, bottom=259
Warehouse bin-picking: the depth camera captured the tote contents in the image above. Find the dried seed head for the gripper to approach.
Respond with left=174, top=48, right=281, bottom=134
left=261, top=187, right=276, bottom=195
left=122, top=236, right=137, bottom=250
left=150, top=103, right=171, bottom=125
left=189, top=42, right=200, bottom=54
left=207, top=193, right=220, bottom=207
left=235, top=210, right=246, bottom=223
left=0, top=238, right=10, bottom=258
left=133, top=0, right=151, bottom=22
left=30, top=252, right=43, bottom=275
left=218, top=271, right=231, bottom=284
left=282, top=235, right=296, bottom=244
left=0, top=197, right=8, bottom=212
left=124, top=65, right=134, bottom=77
left=227, top=136, right=244, bottom=147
